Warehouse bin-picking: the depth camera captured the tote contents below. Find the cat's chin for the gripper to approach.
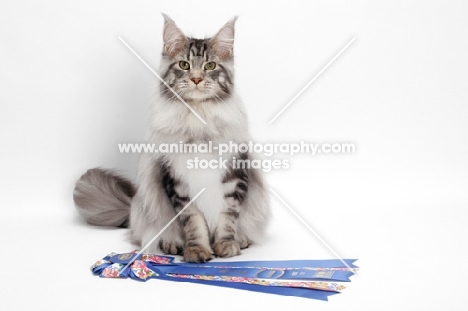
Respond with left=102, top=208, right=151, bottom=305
left=183, top=89, right=216, bottom=103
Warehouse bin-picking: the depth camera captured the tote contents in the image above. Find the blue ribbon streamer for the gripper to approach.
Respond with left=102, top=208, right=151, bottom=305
left=91, top=252, right=358, bottom=301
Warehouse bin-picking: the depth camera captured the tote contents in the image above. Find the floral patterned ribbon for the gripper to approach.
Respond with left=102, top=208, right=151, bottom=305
left=90, top=251, right=358, bottom=301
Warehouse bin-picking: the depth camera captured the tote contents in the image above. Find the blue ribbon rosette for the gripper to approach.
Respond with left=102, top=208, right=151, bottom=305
left=91, top=251, right=358, bottom=301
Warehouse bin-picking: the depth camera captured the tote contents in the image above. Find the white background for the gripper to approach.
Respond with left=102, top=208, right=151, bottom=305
left=1, top=0, right=468, bottom=310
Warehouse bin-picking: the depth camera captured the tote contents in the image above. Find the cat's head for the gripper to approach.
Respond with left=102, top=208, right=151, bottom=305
left=160, top=14, right=236, bottom=103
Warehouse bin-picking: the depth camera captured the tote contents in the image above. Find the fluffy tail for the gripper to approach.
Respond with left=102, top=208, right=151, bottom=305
left=73, top=168, right=136, bottom=228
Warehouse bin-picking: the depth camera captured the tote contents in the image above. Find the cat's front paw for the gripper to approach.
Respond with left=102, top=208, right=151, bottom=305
left=159, top=239, right=183, bottom=255
left=237, top=232, right=253, bottom=250
left=213, top=239, right=241, bottom=258
left=183, top=245, right=212, bottom=263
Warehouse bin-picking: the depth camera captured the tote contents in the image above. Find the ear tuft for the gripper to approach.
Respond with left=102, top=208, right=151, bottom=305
left=162, top=13, right=187, bottom=57
left=210, top=17, right=238, bottom=60
left=161, top=13, right=173, bottom=23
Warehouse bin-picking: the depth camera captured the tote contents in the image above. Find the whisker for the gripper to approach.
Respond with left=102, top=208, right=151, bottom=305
left=213, top=93, right=229, bottom=105
left=213, top=96, right=222, bottom=105
left=161, top=93, right=178, bottom=105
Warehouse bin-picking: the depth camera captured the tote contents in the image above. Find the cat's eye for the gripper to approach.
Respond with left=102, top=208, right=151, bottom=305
left=204, top=62, right=216, bottom=70
left=179, top=61, right=190, bottom=70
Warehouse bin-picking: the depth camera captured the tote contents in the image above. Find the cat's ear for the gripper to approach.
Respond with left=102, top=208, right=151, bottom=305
left=210, top=17, right=237, bottom=60
left=162, top=13, right=187, bottom=57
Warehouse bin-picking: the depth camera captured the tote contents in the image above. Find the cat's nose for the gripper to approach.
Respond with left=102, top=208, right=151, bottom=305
left=191, top=78, right=202, bottom=85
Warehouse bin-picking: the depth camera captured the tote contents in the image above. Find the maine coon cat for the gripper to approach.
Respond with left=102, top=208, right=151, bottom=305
left=73, top=15, right=270, bottom=263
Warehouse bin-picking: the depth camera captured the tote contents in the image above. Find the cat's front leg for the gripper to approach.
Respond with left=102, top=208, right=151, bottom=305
left=212, top=197, right=242, bottom=257
left=178, top=207, right=213, bottom=262
left=212, top=164, right=249, bottom=258
left=131, top=155, right=184, bottom=255
left=160, top=162, right=213, bottom=262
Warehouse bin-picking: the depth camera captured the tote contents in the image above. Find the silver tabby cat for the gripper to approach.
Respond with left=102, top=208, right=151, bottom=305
left=73, top=15, right=270, bottom=263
